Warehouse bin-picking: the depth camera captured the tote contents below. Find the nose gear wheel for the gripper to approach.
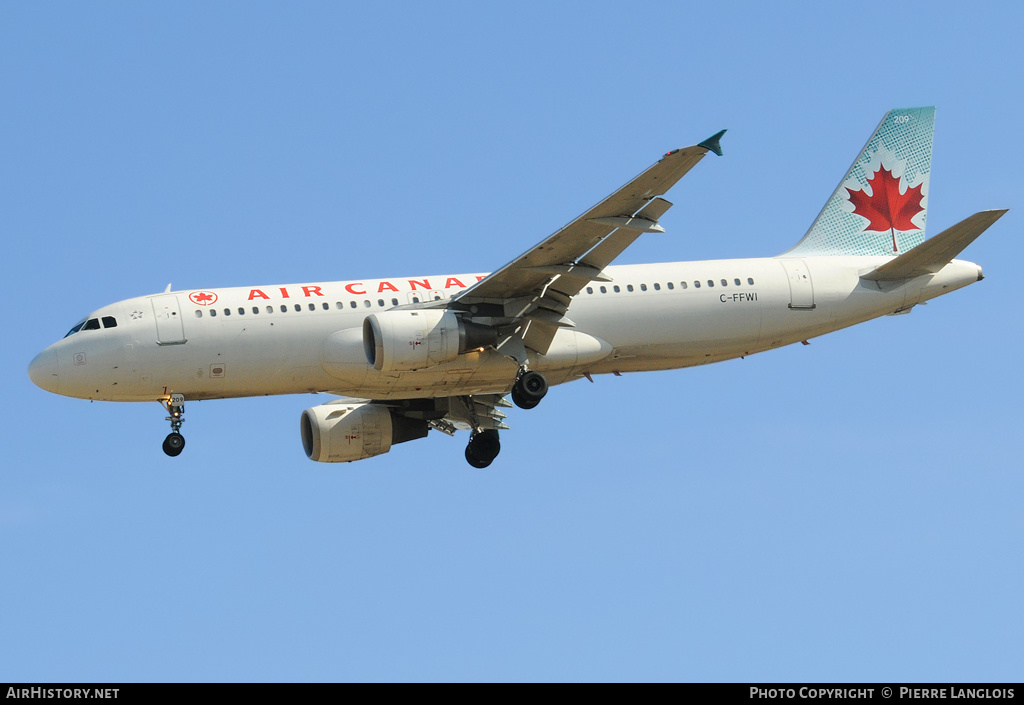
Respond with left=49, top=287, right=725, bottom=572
left=161, top=395, right=187, bottom=457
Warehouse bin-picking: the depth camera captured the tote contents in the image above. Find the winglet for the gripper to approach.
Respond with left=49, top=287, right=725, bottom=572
left=698, top=130, right=726, bottom=157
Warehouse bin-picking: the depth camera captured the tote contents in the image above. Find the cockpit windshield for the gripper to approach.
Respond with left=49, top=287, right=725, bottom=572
left=63, top=316, right=118, bottom=338
left=64, top=319, right=87, bottom=338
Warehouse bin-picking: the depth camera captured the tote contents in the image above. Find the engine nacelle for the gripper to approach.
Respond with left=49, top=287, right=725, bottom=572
left=301, top=401, right=428, bottom=463
left=363, top=310, right=496, bottom=372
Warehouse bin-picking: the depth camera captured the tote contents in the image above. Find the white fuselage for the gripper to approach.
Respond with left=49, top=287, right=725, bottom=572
left=29, top=255, right=983, bottom=404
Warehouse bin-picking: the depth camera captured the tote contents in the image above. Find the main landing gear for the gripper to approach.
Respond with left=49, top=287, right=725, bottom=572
left=161, top=394, right=186, bottom=457
left=465, top=429, right=500, bottom=469
left=511, top=369, right=548, bottom=410
left=463, top=369, right=547, bottom=468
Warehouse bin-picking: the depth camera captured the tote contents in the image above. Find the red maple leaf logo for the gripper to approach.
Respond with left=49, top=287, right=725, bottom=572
left=846, top=165, right=925, bottom=252
left=189, top=291, right=218, bottom=306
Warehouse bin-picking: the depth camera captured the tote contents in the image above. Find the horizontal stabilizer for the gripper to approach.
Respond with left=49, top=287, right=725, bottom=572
left=861, top=209, right=1007, bottom=281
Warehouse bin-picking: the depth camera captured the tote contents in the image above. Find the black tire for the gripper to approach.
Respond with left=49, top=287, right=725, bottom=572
left=466, top=429, right=500, bottom=468
left=465, top=445, right=492, bottom=469
left=163, top=432, right=186, bottom=457
left=519, top=370, right=548, bottom=398
left=512, top=370, right=547, bottom=409
left=511, top=386, right=540, bottom=410
left=473, top=429, right=500, bottom=459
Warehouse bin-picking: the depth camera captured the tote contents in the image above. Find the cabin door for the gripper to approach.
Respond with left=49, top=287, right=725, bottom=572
left=779, top=260, right=815, bottom=310
left=151, top=295, right=187, bottom=345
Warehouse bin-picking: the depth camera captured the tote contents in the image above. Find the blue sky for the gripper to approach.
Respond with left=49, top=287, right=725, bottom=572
left=2, top=2, right=1022, bottom=682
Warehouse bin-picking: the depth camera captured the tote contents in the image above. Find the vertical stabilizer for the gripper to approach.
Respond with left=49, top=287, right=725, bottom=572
left=786, top=107, right=935, bottom=256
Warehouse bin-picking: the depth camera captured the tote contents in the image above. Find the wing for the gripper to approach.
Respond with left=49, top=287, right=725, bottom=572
left=436, top=131, right=725, bottom=356
left=348, top=394, right=512, bottom=434
left=426, top=394, right=512, bottom=435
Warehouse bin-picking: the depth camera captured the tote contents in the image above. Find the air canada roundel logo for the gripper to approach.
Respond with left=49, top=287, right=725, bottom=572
left=189, top=290, right=218, bottom=306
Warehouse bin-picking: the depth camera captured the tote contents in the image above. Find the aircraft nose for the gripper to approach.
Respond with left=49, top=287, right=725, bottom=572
left=29, top=348, right=60, bottom=394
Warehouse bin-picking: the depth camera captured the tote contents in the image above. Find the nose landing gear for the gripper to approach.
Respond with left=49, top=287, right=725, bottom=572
left=161, top=394, right=186, bottom=457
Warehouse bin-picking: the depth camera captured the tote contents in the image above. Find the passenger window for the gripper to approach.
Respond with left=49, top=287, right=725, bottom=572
left=734, top=278, right=741, bottom=286
left=391, top=298, right=399, bottom=306
left=653, top=283, right=661, bottom=291
left=613, top=285, right=620, bottom=293
left=377, top=299, right=384, bottom=307
left=266, top=306, right=274, bottom=314
left=600, top=286, right=607, bottom=293
left=194, top=310, right=203, bottom=318
left=707, top=280, right=714, bottom=288
left=586, top=287, right=593, bottom=294
left=223, top=309, right=231, bottom=316
left=102, top=316, right=117, bottom=328
left=363, top=300, right=371, bottom=308
left=238, top=308, right=245, bottom=315
left=336, top=302, right=343, bottom=310
left=721, top=279, right=728, bottom=287
left=640, top=284, right=647, bottom=291
left=83, top=318, right=100, bottom=330
left=748, top=277, right=755, bottom=285
left=323, top=302, right=330, bottom=310
left=210, top=309, right=217, bottom=317
left=252, top=307, right=260, bottom=314
left=411, top=296, right=420, bottom=303
left=627, top=284, right=634, bottom=292
left=294, top=304, right=302, bottom=312
left=667, top=282, right=674, bottom=290
left=680, top=282, right=687, bottom=289
left=281, top=305, right=288, bottom=313
left=350, top=301, right=357, bottom=309
left=308, top=303, right=316, bottom=311
left=694, top=281, right=700, bottom=288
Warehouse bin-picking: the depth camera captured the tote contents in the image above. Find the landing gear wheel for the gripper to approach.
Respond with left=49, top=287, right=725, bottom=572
left=465, top=429, right=500, bottom=468
left=511, top=386, right=539, bottom=410
left=163, top=432, right=186, bottom=457
left=161, top=394, right=187, bottom=458
left=512, top=370, right=548, bottom=410
left=465, top=445, right=491, bottom=469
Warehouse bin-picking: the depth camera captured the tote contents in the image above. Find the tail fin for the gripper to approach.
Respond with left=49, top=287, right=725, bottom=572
left=786, top=107, right=935, bottom=256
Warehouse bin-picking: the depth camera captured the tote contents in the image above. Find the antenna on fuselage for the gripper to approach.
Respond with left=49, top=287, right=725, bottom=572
left=164, top=283, right=172, bottom=293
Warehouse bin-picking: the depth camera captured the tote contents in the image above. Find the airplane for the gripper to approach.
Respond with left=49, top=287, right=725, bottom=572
left=28, top=107, right=1006, bottom=468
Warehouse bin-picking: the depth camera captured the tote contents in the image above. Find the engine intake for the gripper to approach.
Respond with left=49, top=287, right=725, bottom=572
left=363, top=310, right=496, bottom=372
left=301, top=401, right=429, bottom=463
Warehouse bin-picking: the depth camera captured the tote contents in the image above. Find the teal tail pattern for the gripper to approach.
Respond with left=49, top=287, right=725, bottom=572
left=786, top=107, right=935, bottom=257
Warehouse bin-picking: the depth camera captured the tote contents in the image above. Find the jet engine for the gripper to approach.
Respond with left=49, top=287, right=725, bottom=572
left=362, top=310, right=496, bottom=372
left=301, top=400, right=429, bottom=463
